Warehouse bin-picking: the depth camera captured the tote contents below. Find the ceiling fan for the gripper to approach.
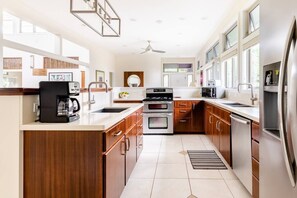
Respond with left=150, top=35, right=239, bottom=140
left=140, top=41, right=166, bottom=54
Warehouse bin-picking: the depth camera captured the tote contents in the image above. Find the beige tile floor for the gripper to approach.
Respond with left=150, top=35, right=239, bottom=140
left=120, top=135, right=251, bottom=198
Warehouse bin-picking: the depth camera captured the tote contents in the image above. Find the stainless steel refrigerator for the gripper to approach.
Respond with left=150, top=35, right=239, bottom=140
left=261, top=0, right=297, bottom=197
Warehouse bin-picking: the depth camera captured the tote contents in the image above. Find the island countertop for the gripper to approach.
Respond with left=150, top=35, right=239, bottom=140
left=21, top=103, right=143, bottom=131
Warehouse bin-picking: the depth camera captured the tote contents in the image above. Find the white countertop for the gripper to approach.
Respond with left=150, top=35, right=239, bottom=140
left=174, top=98, right=259, bottom=122
left=21, top=103, right=143, bottom=131
left=202, top=99, right=259, bottom=122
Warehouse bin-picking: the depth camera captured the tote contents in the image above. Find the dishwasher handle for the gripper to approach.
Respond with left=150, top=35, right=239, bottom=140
left=230, top=115, right=250, bottom=125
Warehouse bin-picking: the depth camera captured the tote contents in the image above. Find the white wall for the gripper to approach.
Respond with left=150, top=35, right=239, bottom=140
left=114, top=54, right=163, bottom=87
left=89, top=46, right=116, bottom=87
left=1, top=3, right=116, bottom=89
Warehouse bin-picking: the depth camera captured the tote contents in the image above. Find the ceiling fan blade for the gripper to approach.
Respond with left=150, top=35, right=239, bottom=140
left=152, top=49, right=166, bottom=53
left=140, top=49, right=148, bottom=54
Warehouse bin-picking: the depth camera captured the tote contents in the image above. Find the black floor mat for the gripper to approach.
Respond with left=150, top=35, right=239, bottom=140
left=187, top=150, right=227, bottom=170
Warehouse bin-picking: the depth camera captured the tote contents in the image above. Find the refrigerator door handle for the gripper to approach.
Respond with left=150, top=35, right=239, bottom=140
left=278, top=16, right=297, bottom=187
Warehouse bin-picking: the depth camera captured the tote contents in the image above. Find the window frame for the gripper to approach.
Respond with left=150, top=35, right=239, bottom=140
left=206, top=41, right=219, bottom=64
left=248, top=4, right=260, bottom=34
left=225, top=24, right=238, bottom=50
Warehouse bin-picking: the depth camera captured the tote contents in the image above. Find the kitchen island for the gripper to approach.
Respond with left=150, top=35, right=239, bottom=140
left=22, top=103, right=143, bottom=198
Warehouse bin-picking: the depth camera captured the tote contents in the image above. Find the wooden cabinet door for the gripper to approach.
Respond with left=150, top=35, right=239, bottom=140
left=205, top=111, right=213, bottom=141
left=104, top=136, right=126, bottom=198
left=174, top=117, right=192, bottom=132
left=219, top=120, right=231, bottom=166
left=125, top=126, right=137, bottom=183
left=191, top=101, right=204, bottom=132
left=212, top=116, right=220, bottom=150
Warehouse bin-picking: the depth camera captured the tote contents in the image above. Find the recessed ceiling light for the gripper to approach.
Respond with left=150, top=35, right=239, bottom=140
left=155, top=19, right=163, bottom=24
left=130, top=18, right=137, bottom=22
left=179, top=17, right=185, bottom=21
left=201, top=17, right=208, bottom=20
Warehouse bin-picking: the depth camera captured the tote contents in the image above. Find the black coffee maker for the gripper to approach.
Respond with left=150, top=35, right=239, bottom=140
left=39, top=81, right=80, bottom=123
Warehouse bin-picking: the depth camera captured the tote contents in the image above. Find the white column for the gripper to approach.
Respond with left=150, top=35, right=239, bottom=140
left=0, top=7, right=4, bottom=87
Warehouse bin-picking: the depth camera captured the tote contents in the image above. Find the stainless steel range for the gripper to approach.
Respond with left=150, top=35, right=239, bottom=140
left=143, top=88, right=173, bottom=134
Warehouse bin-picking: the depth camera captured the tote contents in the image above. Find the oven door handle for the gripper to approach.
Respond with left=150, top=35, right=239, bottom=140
left=143, top=113, right=173, bottom=117
left=143, top=101, right=173, bottom=104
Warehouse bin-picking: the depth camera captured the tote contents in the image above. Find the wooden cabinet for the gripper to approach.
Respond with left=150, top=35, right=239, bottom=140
left=24, top=131, right=103, bottom=198
left=204, top=104, right=213, bottom=141
left=174, top=100, right=204, bottom=133
left=219, top=120, right=231, bottom=165
left=252, top=122, right=260, bottom=198
left=104, top=136, right=126, bottom=198
left=136, top=107, right=143, bottom=160
left=125, top=112, right=137, bottom=184
left=24, top=107, right=144, bottom=198
left=205, top=102, right=231, bottom=166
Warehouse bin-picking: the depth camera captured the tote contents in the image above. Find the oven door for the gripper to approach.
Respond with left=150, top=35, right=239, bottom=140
left=143, top=101, right=173, bottom=113
left=143, top=112, right=173, bottom=134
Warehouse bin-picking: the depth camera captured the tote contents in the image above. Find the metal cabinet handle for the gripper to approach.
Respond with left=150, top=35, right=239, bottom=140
left=120, top=141, right=126, bottom=155
left=179, top=119, right=187, bottom=123
left=113, top=130, right=122, bottom=137
left=179, top=110, right=187, bottom=113
left=209, top=115, right=212, bottom=124
left=179, top=103, right=187, bottom=106
left=278, top=17, right=297, bottom=187
left=215, top=120, right=218, bottom=130
left=126, top=137, right=131, bottom=151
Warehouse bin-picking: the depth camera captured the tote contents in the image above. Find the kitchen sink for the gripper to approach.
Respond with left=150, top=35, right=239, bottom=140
left=222, top=102, right=252, bottom=107
left=92, top=107, right=129, bottom=113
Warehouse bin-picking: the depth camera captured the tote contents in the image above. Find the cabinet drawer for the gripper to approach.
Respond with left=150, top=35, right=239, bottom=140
left=104, top=120, right=125, bottom=151
left=126, top=112, right=137, bottom=131
left=213, top=107, right=230, bottom=123
left=252, top=175, right=259, bottom=198
left=175, top=108, right=192, bottom=119
left=252, top=140, right=259, bottom=161
left=252, top=122, right=260, bottom=142
left=252, top=157, right=259, bottom=180
left=175, top=101, right=192, bottom=108
left=174, top=118, right=192, bottom=132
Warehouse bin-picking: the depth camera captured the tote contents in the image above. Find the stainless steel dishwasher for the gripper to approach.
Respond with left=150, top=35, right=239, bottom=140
left=230, top=114, right=252, bottom=194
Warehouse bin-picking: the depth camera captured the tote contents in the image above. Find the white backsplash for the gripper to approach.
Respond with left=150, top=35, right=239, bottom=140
left=224, top=89, right=259, bottom=106
left=112, top=87, right=201, bottom=99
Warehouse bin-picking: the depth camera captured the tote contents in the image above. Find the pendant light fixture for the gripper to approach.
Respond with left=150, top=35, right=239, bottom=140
left=70, top=0, right=121, bottom=37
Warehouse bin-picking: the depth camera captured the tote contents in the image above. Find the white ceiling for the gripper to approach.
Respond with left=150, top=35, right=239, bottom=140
left=6, top=0, right=238, bottom=57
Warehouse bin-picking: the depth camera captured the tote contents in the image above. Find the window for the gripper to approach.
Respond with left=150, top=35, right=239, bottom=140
left=20, top=21, right=34, bottom=33
left=225, top=25, right=238, bottom=50
left=249, top=5, right=260, bottom=33
left=224, top=55, right=238, bottom=88
left=163, top=74, right=169, bottom=87
left=213, top=43, right=220, bottom=57
left=163, top=63, right=193, bottom=73
left=206, top=42, right=219, bottom=63
left=3, top=20, right=14, bottom=34
left=206, top=49, right=214, bottom=63
left=206, top=67, right=213, bottom=83
left=162, top=63, right=194, bottom=87
left=243, top=44, right=260, bottom=87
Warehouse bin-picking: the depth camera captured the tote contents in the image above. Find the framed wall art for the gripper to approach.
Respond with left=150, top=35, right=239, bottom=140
left=95, top=70, right=105, bottom=87
left=48, top=72, right=73, bottom=81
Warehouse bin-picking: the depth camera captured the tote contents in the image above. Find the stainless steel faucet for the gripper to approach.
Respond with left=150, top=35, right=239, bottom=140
left=88, top=81, right=108, bottom=110
left=237, top=83, right=257, bottom=105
